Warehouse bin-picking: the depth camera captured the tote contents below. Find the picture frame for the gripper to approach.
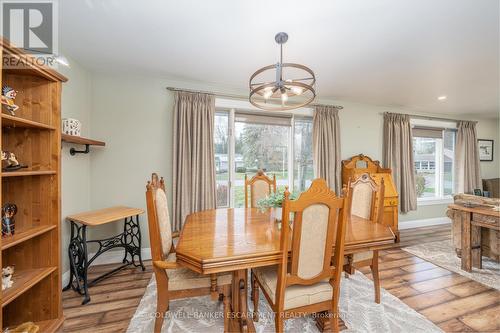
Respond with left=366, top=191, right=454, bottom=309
left=478, top=139, right=494, bottom=161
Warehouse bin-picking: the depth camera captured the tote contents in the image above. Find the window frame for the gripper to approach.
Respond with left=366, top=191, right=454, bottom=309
left=411, top=119, right=457, bottom=206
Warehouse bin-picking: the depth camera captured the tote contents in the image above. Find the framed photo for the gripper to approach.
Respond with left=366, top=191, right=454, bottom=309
left=478, top=139, right=494, bottom=161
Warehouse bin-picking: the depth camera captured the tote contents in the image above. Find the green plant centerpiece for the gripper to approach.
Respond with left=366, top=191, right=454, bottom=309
left=257, top=189, right=299, bottom=224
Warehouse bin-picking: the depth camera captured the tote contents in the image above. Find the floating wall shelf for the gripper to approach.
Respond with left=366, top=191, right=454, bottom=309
left=61, top=134, right=106, bottom=155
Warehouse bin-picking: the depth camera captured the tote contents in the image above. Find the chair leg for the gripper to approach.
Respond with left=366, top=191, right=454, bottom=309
left=154, top=268, right=169, bottom=333
left=250, top=271, right=254, bottom=301
left=370, top=250, right=381, bottom=304
left=329, top=310, right=340, bottom=333
left=251, top=272, right=259, bottom=321
left=223, top=286, right=231, bottom=333
left=275, top=313, right=284, bottom=332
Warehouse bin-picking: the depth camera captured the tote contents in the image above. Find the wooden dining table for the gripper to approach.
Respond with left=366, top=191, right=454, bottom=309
left=176, top=208, right=395, bottom=332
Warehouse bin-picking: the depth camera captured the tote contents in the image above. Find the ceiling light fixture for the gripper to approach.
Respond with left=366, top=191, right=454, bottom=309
left=249, top=32, right=316, bottom=111
left=437, top=95, right=447, bottom=101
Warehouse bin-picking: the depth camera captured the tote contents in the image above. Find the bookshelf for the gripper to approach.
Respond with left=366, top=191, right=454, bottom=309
left=0, top=39, right=67, bottom=331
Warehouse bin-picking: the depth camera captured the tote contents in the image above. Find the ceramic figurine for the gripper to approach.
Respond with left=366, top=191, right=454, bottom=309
left=1, top=86, right=20, bottom=116
left=2, top=203, right=17, bottom=237
left=62, top=118, right=82, bottom=136
left=1, top=150, right=28, bottom=172
left=2, top=266, right=14, bottom=291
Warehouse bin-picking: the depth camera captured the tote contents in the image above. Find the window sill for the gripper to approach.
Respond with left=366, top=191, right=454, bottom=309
left=417, top=197, right=453, bottom=206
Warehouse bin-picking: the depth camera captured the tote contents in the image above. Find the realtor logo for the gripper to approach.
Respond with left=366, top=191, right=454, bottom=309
left=1, top=0, right=57, bottom=55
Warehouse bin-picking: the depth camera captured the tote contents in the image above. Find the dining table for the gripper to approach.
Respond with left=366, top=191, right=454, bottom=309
left=175, top=208, right=396, bottom=332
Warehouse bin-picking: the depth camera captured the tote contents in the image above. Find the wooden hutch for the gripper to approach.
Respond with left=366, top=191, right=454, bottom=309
left=0, top=39, right=67, bottom=331
left=342, top=154, right=400, bottom=241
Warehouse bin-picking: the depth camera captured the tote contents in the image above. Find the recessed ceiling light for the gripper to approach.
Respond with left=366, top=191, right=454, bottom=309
left=437, top=95, right=447, bottom=101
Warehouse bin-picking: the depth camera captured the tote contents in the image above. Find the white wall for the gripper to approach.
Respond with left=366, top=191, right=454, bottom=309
left=87, top=75, right=174, bottom=245
left=59, top=57, right=92, bottom=273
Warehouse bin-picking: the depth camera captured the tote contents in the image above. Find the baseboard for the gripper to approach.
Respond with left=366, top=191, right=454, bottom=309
left=399, top=217, right=451, bottom=230
left=62, top=248, right=152, bottom=288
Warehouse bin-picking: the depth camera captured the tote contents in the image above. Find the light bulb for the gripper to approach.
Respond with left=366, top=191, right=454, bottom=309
left=281, top=92, right=288, bottom=103
left=291, top=86, right=303, bottom=95
left=263, top=90, right=273, bottom=99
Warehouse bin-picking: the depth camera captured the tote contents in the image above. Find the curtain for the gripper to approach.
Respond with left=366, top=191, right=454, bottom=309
left=383, top=113, right=417, bottom=213
left=172, top=91, right=216, bottom=231
left=313, top=105, right=341, bottom=193
left=455, top=121, right=481, bottom=193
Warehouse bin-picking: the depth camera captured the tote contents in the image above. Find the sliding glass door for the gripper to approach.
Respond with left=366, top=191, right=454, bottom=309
left=293, top=117, right=313, bottom=192
left=214, top=112, right=230, bottom=207
left=233, top=113, right=290, bottom=207
left=214, top=109, right=313, bottom=208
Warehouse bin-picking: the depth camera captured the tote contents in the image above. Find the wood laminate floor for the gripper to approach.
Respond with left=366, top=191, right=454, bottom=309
left=62, top=224, right=500, bottom=332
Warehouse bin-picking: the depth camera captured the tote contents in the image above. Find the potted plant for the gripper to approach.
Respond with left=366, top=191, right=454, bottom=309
left=257, top=190, right=299, bottom=222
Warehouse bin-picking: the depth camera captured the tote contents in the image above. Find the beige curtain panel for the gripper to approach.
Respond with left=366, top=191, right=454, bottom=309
left=455, top=120, right=481, bottom=193
left=313, top=105, right=341, bottom=194
left=383, top=113, right=417, bottom=213
left=172, top=91, right=217, bottom=231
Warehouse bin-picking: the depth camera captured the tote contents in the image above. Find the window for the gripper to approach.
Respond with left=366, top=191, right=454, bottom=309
left=214, top=108, right=314, bottom=208
left=293, top=117, right=313, bottom=192
left=215, top=112, right=230, bottom=207
left=412, top=124, right=456, bottom=202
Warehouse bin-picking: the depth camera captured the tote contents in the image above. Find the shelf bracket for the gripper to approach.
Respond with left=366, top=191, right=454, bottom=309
left=70, top=144, right=90, bottom=155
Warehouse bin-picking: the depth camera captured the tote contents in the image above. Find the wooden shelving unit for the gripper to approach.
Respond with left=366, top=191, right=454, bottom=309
left=1, top=225, right=57, bottom=250
left=2, top=170, right=57, bottom=177
left=2, top=114, right=56, bottom=130
left=1, top=267, right=57, bottom=307
left=0, top=38, right=67, bottom=331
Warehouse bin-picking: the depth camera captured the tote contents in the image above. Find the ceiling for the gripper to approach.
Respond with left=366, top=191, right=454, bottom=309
left=60, top=0, right=499, bottom=118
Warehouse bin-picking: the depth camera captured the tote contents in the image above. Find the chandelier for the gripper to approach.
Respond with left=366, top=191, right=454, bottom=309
left=249, top=32, right=316, bottom=111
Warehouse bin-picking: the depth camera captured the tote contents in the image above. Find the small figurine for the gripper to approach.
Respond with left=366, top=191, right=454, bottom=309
left=1, top=150, right=28, bottom=172
left=1, top=86, right=19, bottom=116
left=2, top=266, right=14, bottom=290
left=2, top=203, right=17, bottom=237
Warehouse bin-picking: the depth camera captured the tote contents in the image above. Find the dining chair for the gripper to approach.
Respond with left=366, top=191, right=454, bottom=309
left=250, top=178, right=351, bottom=332
left=344, top=172, right=385, bottom=303
left=145, top=173, right=232, bottom=332
left=244, top=169, right=277, bottom=208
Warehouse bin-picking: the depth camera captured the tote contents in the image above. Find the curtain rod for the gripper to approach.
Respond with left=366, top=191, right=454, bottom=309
left=382, top=112, right=478, bottom=124
left=166, top=86, right=343, bottom=110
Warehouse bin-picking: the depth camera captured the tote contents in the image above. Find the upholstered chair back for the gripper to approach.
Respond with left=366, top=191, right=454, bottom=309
left=245, top=170, right=277, bottom=208
left=276, top=179, right=351, bottom=296
left=296, top=203, right=330, bottom=279
left=146, top=173, right=173, bottom=261
left=348, top=173, right=384, bottom=223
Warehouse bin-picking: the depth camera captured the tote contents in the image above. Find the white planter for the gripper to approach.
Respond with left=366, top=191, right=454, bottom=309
left=62, top=118, right=82, bottom=136
left=273, top=206, right=283, bottom=222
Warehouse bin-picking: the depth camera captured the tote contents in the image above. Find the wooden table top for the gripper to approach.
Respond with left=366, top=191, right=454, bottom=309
left=66, top=206, right=144, bottom=226
left=448, top=203, right=500, bottom=218
left=176, top=208, right=395, bottom=274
